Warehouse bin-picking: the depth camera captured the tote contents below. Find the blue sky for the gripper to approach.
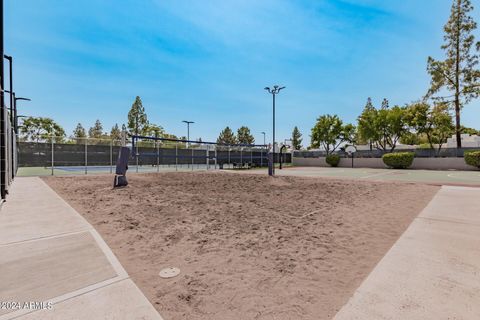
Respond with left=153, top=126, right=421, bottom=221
left=5, top=0, right=480, bottom=144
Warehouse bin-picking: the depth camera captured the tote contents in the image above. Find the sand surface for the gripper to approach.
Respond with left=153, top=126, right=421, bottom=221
left=43, top=172, right=438, bottom=320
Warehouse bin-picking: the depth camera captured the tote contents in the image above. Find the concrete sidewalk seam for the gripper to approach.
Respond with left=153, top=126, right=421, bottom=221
left=37, top=178, right=129, bottom=279
left=0, top=277, right=130, bottom=320
left=0, top=177, right=163, bottom=320
left=416, top=215, right=480, bottom=227
left=333, top=185, right=480, bottom=320
left=0, top=228, right=91, bottom=247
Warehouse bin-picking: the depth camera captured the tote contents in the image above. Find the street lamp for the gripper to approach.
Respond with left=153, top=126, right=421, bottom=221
left=264, top=85, right=285, bottom=176
left=4, top=90, right=30, bottom=133
left=182, top=120, right=194, bottom=147
left=4, top=55, right=13, bottom=125
left=14, top=96, right=30, bottom=133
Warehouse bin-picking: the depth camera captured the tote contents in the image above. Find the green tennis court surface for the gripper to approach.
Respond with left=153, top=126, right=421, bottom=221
left=17, top=164, right=218, bottom=176
left=18, top=165, right=480, bottom=186
left=262, top=167, right=480, bottom=186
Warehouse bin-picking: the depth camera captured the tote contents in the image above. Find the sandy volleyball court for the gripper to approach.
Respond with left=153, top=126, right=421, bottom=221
left=43, top=172, right=438, bottom=320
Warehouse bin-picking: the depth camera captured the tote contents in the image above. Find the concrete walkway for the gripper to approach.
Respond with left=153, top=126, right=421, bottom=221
left=334, top=185, right=480, bottom=319
left=0, top=177, right=163, bottom=320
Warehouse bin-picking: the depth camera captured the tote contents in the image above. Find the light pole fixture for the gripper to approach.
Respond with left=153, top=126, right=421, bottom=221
left=182, top=120, right=194, bottom=147
left=14, top=96, right=31, bottom=133
left=3, top=55, right=12, bottom=125
left=264, top=85, right=285, bottom=176
left=4, top=90, right=30, bottom=133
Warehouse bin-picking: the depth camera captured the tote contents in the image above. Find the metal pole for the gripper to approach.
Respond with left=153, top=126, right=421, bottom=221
left=110, top=139, right=113, bottom=174
left=228, top=146, right=230, bottom=168
left=4, top=56, right=12, bottom=180
left=157, top=141, right=160, bottom=172
left=85, top=138, right=88, bottom=174
left=51, top=136, right=54, bottom=176
left=215, top=148, right=217, bottom=169
left=0, top=0, right=6, bottom=198
left=191, top=147, right=194, bottom=171
left=136, top=143, right=138, bottom=173
left=261, top=148, right=263, bottom=167
left=206, top=145, right=209, bottom=170
left=13, top=94, right=17, bottom=133
left=262, top=132, right=265, bottom=168
left=240, top=148, right=243, bottom=168
left=175, top=143, right=178, bottom=171
left=273, top=93, right=275, bottom=175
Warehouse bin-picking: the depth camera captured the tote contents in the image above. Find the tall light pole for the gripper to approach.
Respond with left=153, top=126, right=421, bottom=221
left=14, top=95, right=31, bottom=133
left=264, top=85, right=285, bottom=176
left=4, top=90, right=30, bottom=134
left=182, top=120, right=194, bottom=147
left=3, top=56, right=13, bottom=184
left=3, top=55, right=12, bottom=125
left=1, top=0, right=6, bottom=199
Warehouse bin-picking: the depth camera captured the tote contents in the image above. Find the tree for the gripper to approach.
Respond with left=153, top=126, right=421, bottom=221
left=110, top=124, right=122, bottom=141
left=72, top=123, right=86, bottom=144
left=426, top=0, right=480, bottom=148
left=19, top=117, right=65, bottom=143
left=127, top=96, right=148, bottom=136
left=144, top=123, right=165, bottom=138
left=461, top=126, right=480, bottom=135
left=217, top=127, right=237, bottom=145
left=291, top=126, right=303, bottom=150
left=88, top=119, right=104, bottom=139
left=407, top=102, right=454, bottom=154
left=237, top=126, right=255, bottom=144
left=358, top=100, right=409, bottom=152
left=311, top=114, right=355, bottom=154
left=357, top=98, right=379, bottom=149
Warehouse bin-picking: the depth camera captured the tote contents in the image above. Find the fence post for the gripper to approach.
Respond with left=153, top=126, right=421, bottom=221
left=191, top=147, right=194, bottom=171
left=228, top=147, right=231, bottom=168
left=215, top=148, right=217, bottom=169
left=175, top=143, right=178, bottom=171
left=51, top=136, right=54, bottom=176
left=206, top=145, right=209, bottom=170
left=110, top=139, right=113, bottom=174
left=136, top=142, right=139, bottom=173
left=85, top=138, right=88, bottom=174
left=261, top=147, right=263, bottom=167
left=240, top=148, right=243, bottom=167
left=157, top=141, right=160, bottom=172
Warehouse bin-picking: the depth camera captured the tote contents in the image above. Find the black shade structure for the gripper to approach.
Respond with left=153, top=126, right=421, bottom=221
left=264, top=85, right=285, bottom=176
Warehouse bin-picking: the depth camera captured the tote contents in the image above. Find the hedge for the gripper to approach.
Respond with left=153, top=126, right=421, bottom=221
left=464, top=150, right=480, bottom=168
left=326, top=154, right=341, bottom=167
left=382, top=152, right=414, bottom=169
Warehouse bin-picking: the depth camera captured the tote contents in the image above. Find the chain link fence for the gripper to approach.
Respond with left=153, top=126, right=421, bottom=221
left=17, top=137, right=291, bottom=176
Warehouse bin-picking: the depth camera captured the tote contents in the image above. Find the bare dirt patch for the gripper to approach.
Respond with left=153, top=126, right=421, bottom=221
left=43, top=172, right=438, bottom=320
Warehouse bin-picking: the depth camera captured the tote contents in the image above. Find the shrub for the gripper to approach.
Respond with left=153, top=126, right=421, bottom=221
left=382, top=152, right=414, bottom=169
left=326, top=154, right=341, bottom=167
left=464, top=150, right=480, bottom=168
